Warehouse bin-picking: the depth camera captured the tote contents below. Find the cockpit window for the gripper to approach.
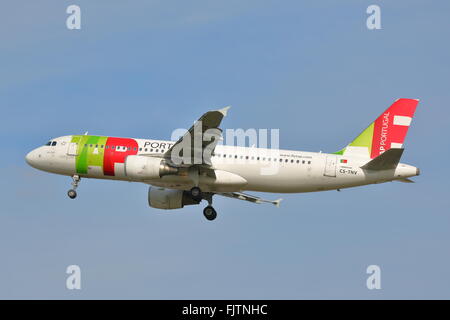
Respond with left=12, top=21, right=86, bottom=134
left=51, top=141, right=57, bottom=146
left=45, top=141, right=51, bottom=146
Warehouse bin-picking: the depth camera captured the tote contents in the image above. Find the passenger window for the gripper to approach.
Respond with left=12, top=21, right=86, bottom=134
left=308, top=161, right=311, bottom=164
left=302, top=160, right=305, bottom=164
left=128, top=147, right=131, bottom=151
left=279, top=159, right=282, bottom=162
left=112, top=146, right=115, bottom=149
left=291, top=159, right=294, bottom=163
left=95, top=145, right=98, bottom=148
left=106, top=146, right=109, bottom=149
left=296, top=160, right=299, bottom=163
left=145, top=148, right=148, bottom=152
left=134, top=148, right=137, bottom=151
left=155, top=149, right=159, bottom=152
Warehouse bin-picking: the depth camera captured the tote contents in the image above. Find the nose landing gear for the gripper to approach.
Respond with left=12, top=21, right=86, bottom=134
left=67, top=175, right=80, bottom=199
left=67, top=189, right=77, bottom=199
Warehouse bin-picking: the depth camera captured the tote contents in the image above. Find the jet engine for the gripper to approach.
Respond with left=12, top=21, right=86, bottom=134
left=125, top=155, right=178, bottom=180
left=148, top=187, right=200, bottom=209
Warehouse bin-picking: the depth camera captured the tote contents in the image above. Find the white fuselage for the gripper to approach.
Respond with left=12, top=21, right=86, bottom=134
left=25, top=135, right=419, bottom=194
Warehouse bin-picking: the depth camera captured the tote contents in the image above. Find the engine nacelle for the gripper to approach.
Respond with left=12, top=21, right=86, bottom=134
left=125, top=155, right=178, bottom=180
left=148, top=187, right=200, bottom=210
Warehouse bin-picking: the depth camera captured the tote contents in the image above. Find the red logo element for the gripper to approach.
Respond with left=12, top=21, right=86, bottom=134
left=103, top=137, right=139, bottom=176
left=370, top=99, right=418, bottom=158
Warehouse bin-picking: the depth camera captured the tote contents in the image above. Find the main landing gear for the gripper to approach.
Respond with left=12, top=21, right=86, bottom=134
left=192, top=188, right=217, bottom=221
left=189, top=186, right=202, bottom=201
left=67, top=175, right=80, bottom=199
left=203, top=206, right=217, bottom=221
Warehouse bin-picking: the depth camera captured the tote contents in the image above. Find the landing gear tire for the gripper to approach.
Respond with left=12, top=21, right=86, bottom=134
left=203, top=206, right=217, bottom=221
left=190, top=186, right=202, bottom=201
left=68, top=175, right=80, bottom=199
left=67, top=189, right=77, bottom=199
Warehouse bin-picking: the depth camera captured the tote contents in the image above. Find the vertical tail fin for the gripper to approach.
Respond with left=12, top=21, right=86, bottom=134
left=334, top=98, right=419, bottom=159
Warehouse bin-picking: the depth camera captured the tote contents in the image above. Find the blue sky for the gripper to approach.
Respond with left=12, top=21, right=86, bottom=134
left=1, top=0, right=449, bottom=299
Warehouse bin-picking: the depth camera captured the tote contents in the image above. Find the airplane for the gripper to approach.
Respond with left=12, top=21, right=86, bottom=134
left=25, top=98, right=420, bottom=221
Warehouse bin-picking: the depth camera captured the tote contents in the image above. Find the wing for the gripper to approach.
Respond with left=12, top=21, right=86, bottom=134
left=216, top=192, right=282, bottom=207
left=165, top=106, right=230, bottom=166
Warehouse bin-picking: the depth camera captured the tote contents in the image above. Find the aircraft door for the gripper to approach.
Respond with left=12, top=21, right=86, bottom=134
left=67, top=137, right=80, bottom=156
left=324, top=155, right=337, bottom=177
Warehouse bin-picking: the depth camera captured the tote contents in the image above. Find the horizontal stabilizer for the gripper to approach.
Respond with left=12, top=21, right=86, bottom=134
left=361, top=148, right=404, bottom=171
left=396, top=178, right=415, bottom=183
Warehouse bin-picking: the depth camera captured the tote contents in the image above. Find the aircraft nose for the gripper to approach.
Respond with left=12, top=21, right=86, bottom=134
left=25, top=149, right=40, bottom=168
left=25, top=150, right=34, bottom=166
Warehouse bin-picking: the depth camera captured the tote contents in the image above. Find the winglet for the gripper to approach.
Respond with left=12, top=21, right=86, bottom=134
left=272, top=198, right=283, bottom=207
left=217, top=106, right=231, bottom=117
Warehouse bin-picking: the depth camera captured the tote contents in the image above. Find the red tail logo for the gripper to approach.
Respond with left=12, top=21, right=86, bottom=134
left=370, top=99, right=418, bottom=158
